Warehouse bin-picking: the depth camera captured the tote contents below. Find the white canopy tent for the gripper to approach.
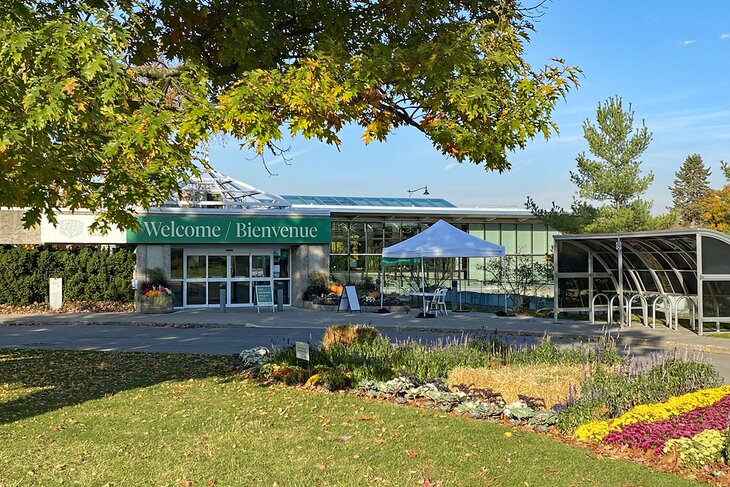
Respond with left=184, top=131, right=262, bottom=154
left=381, top=220, right=505, bottom=315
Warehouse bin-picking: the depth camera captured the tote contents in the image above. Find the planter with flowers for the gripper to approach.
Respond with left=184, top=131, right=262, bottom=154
left=135, top=268, right=174, bottom=314
left=135, top=286, right=174, bottom=313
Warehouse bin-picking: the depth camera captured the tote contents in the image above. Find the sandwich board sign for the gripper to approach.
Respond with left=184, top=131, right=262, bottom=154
left=255, top=285, right=275, bottom=313
left=338, top=285, right=361, bottom=313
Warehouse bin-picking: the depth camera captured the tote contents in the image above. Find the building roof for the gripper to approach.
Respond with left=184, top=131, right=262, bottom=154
left=281, top=195, right=456, bottom=208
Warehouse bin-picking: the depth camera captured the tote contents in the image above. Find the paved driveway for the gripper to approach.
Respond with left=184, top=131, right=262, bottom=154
left=1, top=308, right=729, bottom=381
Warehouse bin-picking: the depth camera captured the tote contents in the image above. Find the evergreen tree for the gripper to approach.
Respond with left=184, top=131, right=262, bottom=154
left=670, top=154, right=711, bottom=227
left=570, top=96, right=654, bottom=209
left=527, top=96, right=673, bottom=234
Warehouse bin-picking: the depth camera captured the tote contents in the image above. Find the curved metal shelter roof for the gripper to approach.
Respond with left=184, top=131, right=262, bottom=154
left=553, top=229, right=730, bottom=335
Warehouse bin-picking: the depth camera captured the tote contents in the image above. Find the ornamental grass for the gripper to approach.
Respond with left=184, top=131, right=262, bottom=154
left=447, top=364, right=584, bottom=407
left=321, top=324, right=379, bottom=350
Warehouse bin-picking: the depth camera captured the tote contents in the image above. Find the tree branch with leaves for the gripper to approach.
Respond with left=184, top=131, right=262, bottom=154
left=0, top=0, right=581, bottom=230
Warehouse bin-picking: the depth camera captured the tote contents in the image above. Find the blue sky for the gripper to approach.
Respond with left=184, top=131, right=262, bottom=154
left=210, top=1, right=730, bottom=212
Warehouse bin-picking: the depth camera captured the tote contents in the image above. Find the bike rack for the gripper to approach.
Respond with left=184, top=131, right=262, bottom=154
left=590, top=293, right=610, bottom=324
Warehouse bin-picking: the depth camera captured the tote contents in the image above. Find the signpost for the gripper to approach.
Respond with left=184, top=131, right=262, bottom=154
left=255, top=285, right=275, bottom=313
left=295, top=341, right=310, bottom=375
left=295, top=341, right=310, bottom=361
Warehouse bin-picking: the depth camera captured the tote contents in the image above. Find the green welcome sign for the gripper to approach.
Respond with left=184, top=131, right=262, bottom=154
left=127, top=215, right=331, bottom=244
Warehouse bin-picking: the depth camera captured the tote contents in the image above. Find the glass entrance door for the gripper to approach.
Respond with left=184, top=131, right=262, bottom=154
left=177, top=249, right=290, bottom=307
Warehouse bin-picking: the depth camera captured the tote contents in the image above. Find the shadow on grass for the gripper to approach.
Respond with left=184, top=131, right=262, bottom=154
left=0, top=349, right=238, bottom=425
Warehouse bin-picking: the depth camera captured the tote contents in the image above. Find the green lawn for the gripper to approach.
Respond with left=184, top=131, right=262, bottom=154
left=0, top=349, right=702, bottom=487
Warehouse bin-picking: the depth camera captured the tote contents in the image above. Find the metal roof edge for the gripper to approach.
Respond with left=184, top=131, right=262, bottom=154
left=291, top=204, right=534, bottom=218
left=554, top=227, right=730, bottom=246
left=143, top=207, right=330, bottom=217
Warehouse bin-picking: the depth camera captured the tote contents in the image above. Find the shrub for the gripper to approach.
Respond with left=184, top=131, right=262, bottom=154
left=322, top=324, right=379, bottom=349
left=271, top=365, right=309, bottom=385
left=0, top=246, right=135, bottom=305
left=302, top=271, right=330, bottom=301
left=663, top=429, right=728, bottom=469
left=319, top=365, right=353, bottom=391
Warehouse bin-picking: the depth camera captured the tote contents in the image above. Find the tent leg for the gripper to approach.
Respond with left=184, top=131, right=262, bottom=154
left=421, top=256, right=427, bottom=316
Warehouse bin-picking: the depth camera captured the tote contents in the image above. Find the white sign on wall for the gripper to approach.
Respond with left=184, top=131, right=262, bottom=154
left=41, top=214, right=126, bottom=244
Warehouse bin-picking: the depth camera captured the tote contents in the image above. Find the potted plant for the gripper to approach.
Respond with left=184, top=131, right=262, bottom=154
left=135, top=268, right=174, bottom=314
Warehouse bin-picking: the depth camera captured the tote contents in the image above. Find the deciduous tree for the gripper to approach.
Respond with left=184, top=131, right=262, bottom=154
left=0, top=0, right=580, bottom=230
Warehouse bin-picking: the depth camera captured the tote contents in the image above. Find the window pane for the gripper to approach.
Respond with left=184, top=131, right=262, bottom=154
left=557, top=242, right=589, bottom=273
left=186, top=282, right=206, bottom=305
left=231, top=282, right=250, bottom=304
left=187, top=255, right=206, bottom=279
left=367, top=222, right=384, bottom=254
left=532, top=226, right=548, bottom=255
left=486, top=224, right=500, bottom=245
left=169, top=281, right=183, bottom=307
left=231, top=255, right=250, bottom=278
left=274, top=280, right=290, bottom=305
left=349, top=222, right=366, bottom=254
left=517, top=223, right=532, bottom=254
left=251, top=255, right=271, bottom=278
left=384, top=222, right=401, bottom=247
left=208, top=281, right=223, bottom=304
left=274, top=249, right=289, bottom=278
left=208, top=255, right=227, bottom=278
left=500, top=224, right=517, bottom=254
left=170, top=248, right=183, bottom=279
left=331, top=222, right=348, bottom=254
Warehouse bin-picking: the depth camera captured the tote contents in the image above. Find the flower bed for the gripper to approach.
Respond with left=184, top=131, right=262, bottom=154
left=603, top=394, right=730, bottom=452
left=574, top=385, right=730, bottom=442
left=246, top=324, right=729, bottom=475
left=572, top=386, right=730, bottom=470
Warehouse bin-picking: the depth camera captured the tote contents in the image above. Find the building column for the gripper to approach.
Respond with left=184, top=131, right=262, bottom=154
left=291, top=244, right=330, bottom=307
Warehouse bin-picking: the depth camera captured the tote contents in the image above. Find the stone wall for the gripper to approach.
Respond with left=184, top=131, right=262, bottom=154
left=291, top=244, right=330, bottom=307
left=0, top=210, right=41, bottom=245
left=134, top=244, right=171, bottom=283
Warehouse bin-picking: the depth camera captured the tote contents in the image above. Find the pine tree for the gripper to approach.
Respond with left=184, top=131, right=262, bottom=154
left=670, top=154, right=711, bottom=228
left=570, top=96, right=654, bottom=210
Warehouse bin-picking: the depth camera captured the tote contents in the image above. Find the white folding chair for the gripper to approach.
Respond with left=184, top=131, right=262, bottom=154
left=426, top=288, right=442, bottom=315
left=429, top=288, right=449, bottom=316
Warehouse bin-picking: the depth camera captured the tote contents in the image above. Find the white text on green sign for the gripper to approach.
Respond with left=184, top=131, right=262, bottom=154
left=127, top=216, right=331, bottom=244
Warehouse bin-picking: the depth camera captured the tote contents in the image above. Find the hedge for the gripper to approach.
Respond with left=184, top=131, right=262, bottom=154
left=0, top=246, right=136, bottom=305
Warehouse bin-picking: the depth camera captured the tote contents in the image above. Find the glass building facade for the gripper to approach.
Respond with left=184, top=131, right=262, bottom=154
left=329, top=219, right=559, bottom=295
